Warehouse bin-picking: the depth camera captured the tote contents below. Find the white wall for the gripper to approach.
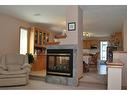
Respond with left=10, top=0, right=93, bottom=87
left=0, top=14, right=30, bottom=56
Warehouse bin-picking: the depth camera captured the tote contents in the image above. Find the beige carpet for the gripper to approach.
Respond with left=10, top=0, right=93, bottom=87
left=80, top=72, right=107, bottom=84
left=80, top=63, right=107, bottom=85
left=0, top=79, right=106, bottom=90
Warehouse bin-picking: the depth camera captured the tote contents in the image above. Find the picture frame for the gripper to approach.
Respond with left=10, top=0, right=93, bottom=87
left=68, top=22, right=76, bottom=31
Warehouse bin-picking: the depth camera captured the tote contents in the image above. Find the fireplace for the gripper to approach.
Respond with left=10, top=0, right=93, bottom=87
left=47, top=49, right=73, bottom=77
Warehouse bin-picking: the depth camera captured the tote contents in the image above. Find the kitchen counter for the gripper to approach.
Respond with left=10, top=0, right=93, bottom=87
left=112, top=51, right=127, bottom=89
left=107, top=61, right=124, bottom=68
left=107, top=60, right=123, bottom=90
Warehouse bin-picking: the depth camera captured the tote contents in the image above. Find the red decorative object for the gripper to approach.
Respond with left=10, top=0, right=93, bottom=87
left=46, top=41, right=60, bottom=45
left=55, top=34, right=67, bottom=39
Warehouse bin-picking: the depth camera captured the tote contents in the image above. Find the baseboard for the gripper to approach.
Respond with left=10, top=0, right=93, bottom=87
left=122, top=86, right=127, bottom=90
left=29, top=75, right=45, bottom=81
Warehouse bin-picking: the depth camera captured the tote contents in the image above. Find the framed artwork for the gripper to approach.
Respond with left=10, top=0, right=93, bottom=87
left=68, top=22, right=76, bottom=31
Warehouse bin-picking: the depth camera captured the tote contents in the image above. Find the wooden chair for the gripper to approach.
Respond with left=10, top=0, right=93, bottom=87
left=83, top=61, right=89, bottom=73
left=89, top=52, right=99, bottom=71
left=83, top=55, right=92, bottom=73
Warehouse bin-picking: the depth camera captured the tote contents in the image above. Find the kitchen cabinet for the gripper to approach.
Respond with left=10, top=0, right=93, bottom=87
left=83, top=39, right=99, bottom=49
left=31, top=54, right=46, bottom=71
left=110, top=32, right=123, bottom=50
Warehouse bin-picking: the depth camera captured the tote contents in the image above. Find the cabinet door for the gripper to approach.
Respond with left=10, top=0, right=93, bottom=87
left=39, top=31, right=43, bottom=45
left=31, top=55, right=46, bottom=71
left=91, top=40, right=98, bottom=48
left=83, top=40, right=87, bottom=49
left=43, top=32, right=46, bottom=45
left=34, top=30, right=38, bottom=45
left=83, top=40, right=91, bottom=49
left=86, top=40, right=91, bottom=49
left=46, top=33, right=49, bottom=43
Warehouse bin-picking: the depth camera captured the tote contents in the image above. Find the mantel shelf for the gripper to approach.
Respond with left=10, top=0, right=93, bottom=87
left=46, top=41, right=60, bottom=45
left=55, top=34, right=67, bottom=39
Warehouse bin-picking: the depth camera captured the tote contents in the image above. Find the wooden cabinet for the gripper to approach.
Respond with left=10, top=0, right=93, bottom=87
left=31, top=54, right=46, bottom=71
left=83, top=40, right=87, bottom=49
left=83, top=39, right=99, bottom=49
left=110, top=32, right=123, bottom=50
left=29, top=26, right=49, bottom=71
left=83, top=40, right=91, bottom=49
left=29, top=27, right=49, bottom=55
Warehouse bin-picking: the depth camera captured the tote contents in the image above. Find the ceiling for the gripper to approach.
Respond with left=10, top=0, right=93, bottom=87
left=0, top=5, right=67, bottom=33
left=81, top=5, right=127, bottom=37
left=0, top=5, right=127, bottom=37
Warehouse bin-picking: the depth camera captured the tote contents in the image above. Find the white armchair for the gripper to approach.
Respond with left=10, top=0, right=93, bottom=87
left=0, top=54, right=31, bottom=86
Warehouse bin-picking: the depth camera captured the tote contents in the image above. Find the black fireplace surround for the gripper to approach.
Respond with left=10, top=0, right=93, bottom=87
left=47, top=49, right=73, bottom=77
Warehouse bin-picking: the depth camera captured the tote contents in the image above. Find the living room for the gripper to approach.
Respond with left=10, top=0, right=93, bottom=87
left=0, top=5, right=127, bottom=90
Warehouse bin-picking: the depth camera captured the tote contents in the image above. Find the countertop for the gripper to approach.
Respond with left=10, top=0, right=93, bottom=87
left=107, top=60, right=124, bottom=68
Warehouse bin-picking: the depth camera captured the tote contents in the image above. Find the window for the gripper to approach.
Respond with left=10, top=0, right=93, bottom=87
left=19, top=27, right=28, bottom=54
left=100, top=41, right=108, bottom=60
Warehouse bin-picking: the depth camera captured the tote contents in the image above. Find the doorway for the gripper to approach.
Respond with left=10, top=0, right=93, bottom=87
left=81, top=40, right=107, bottom=85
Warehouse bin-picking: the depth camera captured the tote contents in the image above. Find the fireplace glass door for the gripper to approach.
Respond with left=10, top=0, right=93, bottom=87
left=47, top=49, right=73, bottom=77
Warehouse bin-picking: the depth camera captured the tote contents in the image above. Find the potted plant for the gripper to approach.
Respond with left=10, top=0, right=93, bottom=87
left=26, top=53, right=34, bottom=64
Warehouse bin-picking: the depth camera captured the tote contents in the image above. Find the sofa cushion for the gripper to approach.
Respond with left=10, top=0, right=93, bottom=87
left=6, top=55, right=18, bottom=65
left=6, top=64, right=21, bottom=71
left=0, top=55, right=7, bottom=70
left=17, top=55, right=25, bottom=65
left=0, top=69, right=27, bottom=75
left=5, top=54, right=25, bottom=66
left=0, top=74, right=26, bottom=78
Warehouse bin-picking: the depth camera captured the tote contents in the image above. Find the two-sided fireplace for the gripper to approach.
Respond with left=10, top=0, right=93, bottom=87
left=47, top=49, right=73, bottom=77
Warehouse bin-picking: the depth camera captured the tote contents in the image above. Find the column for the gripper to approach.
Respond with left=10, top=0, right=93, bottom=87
left=123, top=20, right=127, bottom=51
left=60, top=5, right=83, bottom=85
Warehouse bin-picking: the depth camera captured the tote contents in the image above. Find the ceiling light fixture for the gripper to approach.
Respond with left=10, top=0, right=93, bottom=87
left=83, top=32, right=90, bottom=38
left=34, top=13, right=41, bottom=16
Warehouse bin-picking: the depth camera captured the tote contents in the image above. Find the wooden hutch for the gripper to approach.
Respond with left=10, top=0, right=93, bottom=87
left=29, top=26, right=67, bottom=71
left=29, top=26, right=50, bottom=71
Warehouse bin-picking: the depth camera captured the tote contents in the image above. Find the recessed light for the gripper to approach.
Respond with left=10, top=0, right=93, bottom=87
left=63, top=21, right=66, bottom=24
left=63, top=30, right=66, bottom=32
left=34, top=13, right=41, bottom=16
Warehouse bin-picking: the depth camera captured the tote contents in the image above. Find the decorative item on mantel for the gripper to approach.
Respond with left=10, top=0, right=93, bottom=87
left=46, top=41, right=60, bottom=45
left=55, top=29, right=67, bottom=39
left=55, top=33, right=67, bottom=39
